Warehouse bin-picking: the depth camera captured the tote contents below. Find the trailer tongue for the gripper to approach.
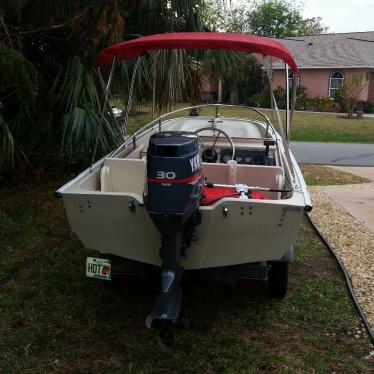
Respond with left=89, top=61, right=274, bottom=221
left=144, top=131, right=204, bottom=326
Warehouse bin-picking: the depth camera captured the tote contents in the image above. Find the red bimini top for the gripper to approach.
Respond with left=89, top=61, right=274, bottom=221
left=95, top=32, right=298, bottom=73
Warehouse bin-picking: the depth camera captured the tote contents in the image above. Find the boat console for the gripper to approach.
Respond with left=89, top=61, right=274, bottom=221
left=220, top=148, right=276, bottom=166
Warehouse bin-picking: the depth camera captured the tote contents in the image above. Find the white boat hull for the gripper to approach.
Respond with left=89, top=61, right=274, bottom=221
left=61, top=180, right=306, bottom=270
left=58, top=109, right=311, bottom=270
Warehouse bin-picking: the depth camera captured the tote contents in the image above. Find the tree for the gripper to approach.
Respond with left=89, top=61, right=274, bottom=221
left=202, top=1, right=252, bottom=33
left=203, top=0, right=328, bottom=37
left=1, top=0, right=128, bottom=177
left=246, top=0, right=327, bottom=38
left=0, top=0, right=328, bottom=178
left=336, top=74, right=367, bottom=117
left=299, top=17, right=329, bottom=36
left=201, top=0, right=227, bottom=31
left=0, top=0, right=218, bottom=177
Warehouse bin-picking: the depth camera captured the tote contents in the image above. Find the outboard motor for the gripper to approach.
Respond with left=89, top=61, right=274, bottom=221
left=144, top=131, right=203, bottom=329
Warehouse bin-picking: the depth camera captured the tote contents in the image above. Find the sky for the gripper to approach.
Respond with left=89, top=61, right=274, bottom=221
left=233, top=0, right=374, bottom=33
left=301, top=0, right=374, bottom=33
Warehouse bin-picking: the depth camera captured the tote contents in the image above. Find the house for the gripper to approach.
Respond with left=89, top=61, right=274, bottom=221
left=271, top=31, right=374, bottom=103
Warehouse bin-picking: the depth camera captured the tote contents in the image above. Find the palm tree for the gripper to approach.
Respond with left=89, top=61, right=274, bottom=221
left=0, top=0, right=231, bottom=176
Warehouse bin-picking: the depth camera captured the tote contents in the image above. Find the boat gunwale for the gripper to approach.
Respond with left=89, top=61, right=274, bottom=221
left=57, top=104, right=310, bottom=208
left=57, top=105, right=279, bottom=194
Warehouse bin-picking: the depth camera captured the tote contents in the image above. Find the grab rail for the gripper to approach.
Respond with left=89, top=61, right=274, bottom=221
left=119, top=104, right=278, bottom=152
left=108, top=104, right=289, bottom=188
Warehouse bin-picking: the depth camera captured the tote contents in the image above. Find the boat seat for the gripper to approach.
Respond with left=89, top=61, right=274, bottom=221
left=202, top=163, right=283, bottom=199
left=100, top=158, right=283, bottom=198
left=100, top=158, right=145, bottom=194
left=126, top=143, right=148, bottom=159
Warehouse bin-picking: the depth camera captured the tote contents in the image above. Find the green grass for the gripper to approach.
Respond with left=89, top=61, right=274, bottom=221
left=290, top=112, right=374, bottom=143
left=1, top=178, right=373, bottom=373
left=127, top=105, right=374, bottom=143
left=300, top=164, right=371, bottom=186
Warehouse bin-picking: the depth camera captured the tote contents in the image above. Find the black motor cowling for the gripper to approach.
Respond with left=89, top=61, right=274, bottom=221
left=144, top=131, right=203, bottom=327
left=144, top=131, right=203, bottom=235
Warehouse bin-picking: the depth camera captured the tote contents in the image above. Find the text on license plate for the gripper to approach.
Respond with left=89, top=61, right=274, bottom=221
left=86, top=257, right=111, bottom=280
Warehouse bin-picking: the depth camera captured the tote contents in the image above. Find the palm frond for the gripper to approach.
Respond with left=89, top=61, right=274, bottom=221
left=0, top=116, right=14, bottom=172
left=113, top=58, right=150, bottom=107
left=201, top=50, right=240, bottom=78
left=61, top=104, right=120, bottom=159
left=148, top=49, right=188, bottom=111
left=53, top=56, right=120, bottom=161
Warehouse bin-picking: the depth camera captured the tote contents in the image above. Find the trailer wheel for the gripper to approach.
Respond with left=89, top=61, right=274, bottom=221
left=267, top=261, right=288, bottom=298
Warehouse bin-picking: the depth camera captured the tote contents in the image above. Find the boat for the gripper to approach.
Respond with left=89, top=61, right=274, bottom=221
left=56, top=32, right=312, bottom=339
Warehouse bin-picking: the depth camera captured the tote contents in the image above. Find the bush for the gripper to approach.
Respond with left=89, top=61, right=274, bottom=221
left=335, top=74, right=366, bottom=117
left=302, top=96, right=335, bottom=112
left=249, top=92, right=272, bottom=108
left=357, top=101, right=374, bottom=113
left=294, top=85, right=308, bottom=110
left=249, top=86, right=285, bottom=108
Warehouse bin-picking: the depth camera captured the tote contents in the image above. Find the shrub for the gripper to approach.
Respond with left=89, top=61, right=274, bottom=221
left=294, top=85, right=308, bottom=110
left=335, top=74, right=367, bottom=117
left=248, top=93, right=267, bottom=107
left=357, top=101, right=374, bottom=113
left=249, top=86, right=285, bottom=108
left=303, top=97, right=335, bottom=112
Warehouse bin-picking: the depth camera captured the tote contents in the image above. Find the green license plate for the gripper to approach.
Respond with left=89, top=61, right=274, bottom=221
left=86, top=257, right=111, bottom=280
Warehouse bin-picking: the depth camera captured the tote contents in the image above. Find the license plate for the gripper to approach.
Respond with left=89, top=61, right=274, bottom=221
left=86, top=257, right=111, bottom=280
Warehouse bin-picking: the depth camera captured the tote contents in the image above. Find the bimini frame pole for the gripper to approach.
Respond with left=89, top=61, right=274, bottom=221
left=285, top=63, right=290, bottom=141
left=267, top=56, right=274, bottom=122
left=123, top=57, right=141, bottom=133
left=290, top=72, right=297, bottom=139
left=264, top=55, right=293, bottom=170
left=264, top=56, right=286, bottom=142
left=151, top=63, right=156, bottom=119
left=97, top=66, right=126, bottom=141
left=90, top=56, right=117, bottom=171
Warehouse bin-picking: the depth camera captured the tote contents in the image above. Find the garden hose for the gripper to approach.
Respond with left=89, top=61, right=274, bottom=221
left=306, top=213, right=374, bottom=347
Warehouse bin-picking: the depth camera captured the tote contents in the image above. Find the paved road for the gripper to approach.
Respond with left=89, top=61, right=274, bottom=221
left=290, top=142, right=374, bottom=166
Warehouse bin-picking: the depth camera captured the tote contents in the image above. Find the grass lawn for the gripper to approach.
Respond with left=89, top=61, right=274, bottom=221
left=1, top=167, right=373, bottom=372
left=290, top=111, right=374, bottom=144
left=300, top=164, right=371, bottom=186
left=127, top=105, right=374, bottom=144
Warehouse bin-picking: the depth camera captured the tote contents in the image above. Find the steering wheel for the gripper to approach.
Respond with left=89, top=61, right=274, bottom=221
left=194, top=127, right=235, bottom=163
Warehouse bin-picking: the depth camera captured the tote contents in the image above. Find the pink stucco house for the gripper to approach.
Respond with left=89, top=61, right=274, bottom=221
left=271, top=31, right=374, bottom=103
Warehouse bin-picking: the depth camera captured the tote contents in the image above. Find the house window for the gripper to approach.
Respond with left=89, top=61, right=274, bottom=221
left=329, top=71, right=344, bottom=98
left=288, top=72, right=300, bottom=89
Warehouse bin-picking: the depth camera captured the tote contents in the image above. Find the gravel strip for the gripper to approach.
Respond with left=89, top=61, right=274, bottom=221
left=309, top=185, right=374, bottom=330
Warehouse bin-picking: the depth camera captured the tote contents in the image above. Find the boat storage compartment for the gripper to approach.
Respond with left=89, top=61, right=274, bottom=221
left=100, top=158, right=146, bottom=195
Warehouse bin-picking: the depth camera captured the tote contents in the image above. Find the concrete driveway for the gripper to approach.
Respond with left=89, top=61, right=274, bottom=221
left=290, top=142, right=374, bottom=166
left=324, top=166, right=374, bottom=233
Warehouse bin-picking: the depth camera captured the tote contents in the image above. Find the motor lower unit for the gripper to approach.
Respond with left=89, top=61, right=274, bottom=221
left=144, top=131, right=203, bottom=325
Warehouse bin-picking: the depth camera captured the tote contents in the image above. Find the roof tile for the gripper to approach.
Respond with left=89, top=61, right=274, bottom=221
left=273, top=31, right=374, bottom=69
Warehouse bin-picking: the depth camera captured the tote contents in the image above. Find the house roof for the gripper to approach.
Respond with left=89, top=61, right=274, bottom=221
left=271, top=31, right=374, bottom=70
